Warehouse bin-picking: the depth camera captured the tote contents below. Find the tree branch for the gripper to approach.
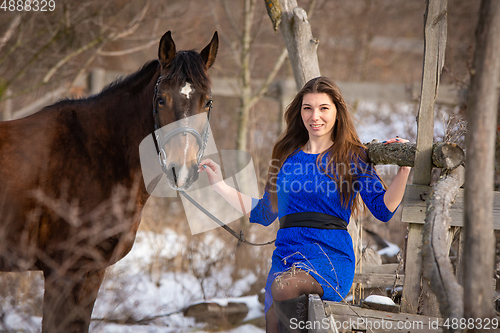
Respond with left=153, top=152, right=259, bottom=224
left=248, top=47, right=288, bottom=108
left=365, top=142, right=464, bottom=169
left=98, top=39, right=157, bottom=57
left=0, top=15, right=21, bottom=54
left=43, top=0, right=150, bottom=84
left=42, top=36, right=104, bottom=83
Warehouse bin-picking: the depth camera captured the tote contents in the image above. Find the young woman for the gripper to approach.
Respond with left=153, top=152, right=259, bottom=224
left=198, top=76, right=410, bottom=332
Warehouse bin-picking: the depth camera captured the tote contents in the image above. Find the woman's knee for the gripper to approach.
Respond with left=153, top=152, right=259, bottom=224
left=271, top=276, right=299, bottom=301
left=271, top=270, right=323, bottom=301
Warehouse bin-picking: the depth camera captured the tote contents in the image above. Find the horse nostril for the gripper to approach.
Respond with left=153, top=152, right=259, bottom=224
left=168, top=163, right=179, bottom=187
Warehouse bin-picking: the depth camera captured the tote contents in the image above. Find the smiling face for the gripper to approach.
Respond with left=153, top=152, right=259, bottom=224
left=301, top=92, right=337, bottom=141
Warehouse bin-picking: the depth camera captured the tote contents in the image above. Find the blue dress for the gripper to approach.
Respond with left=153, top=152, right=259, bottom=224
left=249, top=149, right=396, bottom=314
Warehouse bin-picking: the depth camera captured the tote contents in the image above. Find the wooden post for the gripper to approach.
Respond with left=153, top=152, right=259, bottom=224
left=89, top=68, right=106, bottom=95
left=277, top=79, right=296, bottom=134
left=1, top=89, right=12, bottom=121
left=464, top=0, right=500, bottom=324
left=401, top=0, right=447, bottom=316
left=277, top=0, right=321, bottom=90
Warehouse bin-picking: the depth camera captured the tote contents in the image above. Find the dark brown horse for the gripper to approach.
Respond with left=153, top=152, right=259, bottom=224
left=0, top=31, right=218, bottom=332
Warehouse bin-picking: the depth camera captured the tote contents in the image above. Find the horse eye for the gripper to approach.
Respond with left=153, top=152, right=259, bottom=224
left=158, top=98, right=165, bottom=107
left=205, top=100, right=213, bottom=109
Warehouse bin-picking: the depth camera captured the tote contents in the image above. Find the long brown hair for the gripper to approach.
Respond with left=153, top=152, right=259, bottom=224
left=266, top=76, right=374, bottom=217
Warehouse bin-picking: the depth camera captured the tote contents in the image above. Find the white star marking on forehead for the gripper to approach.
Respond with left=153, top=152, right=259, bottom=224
left=180, top=82, right=193, bottom=99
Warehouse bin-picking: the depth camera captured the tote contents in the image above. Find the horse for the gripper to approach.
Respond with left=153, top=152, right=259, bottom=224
left=0, top=30, right=218, bottom=333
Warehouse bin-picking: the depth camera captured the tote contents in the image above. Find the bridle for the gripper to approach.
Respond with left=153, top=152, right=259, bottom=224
left=151, top=74, right=274, bottom=247
left=152, top=75, right=212, bottom=174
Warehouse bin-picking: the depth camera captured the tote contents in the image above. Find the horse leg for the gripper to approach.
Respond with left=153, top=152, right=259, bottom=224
left=42, top=268, right=106, bottom=333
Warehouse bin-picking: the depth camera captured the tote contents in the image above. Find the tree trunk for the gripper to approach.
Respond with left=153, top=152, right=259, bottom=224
left=277, top=0, right=321, bottom=90
left=464, top=0, right=500, bottom=327
left=236, top=0, right=256, bottom=154
left=422, top=166, right=464, bottom=332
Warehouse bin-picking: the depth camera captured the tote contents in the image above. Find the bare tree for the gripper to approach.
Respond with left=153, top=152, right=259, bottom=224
left=464, top=0, right=500, bottom=325
left=210, top=0, right=288, bottom=154
left=0, top=0, right=169, bottom=118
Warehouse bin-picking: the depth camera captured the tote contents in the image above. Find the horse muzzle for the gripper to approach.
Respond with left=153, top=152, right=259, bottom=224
left=157, top=126, right=204, bottom=191
left=165, top=161, right=199, bottom=190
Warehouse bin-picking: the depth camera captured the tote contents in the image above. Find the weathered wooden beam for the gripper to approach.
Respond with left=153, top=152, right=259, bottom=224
left=422, top=166, right=464, bottom=330
left=308, top=294, right=330, bottom=333
left=401, top=185, right=500, bottom=228
left=402, top=0, right=448, bottom=316
left=358, top=264, right=403, bottom=274
left=353, top=273, right=404, bottom=288
left=324, top=302, right=444, bottom=333
left=366, top=142, right=464, bottom=169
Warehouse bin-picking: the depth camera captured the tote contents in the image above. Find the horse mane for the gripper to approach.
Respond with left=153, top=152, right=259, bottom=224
left=163, top=51, right=211, bottom=92
left=99, top=60, right=160, bottom=97
left=51, top=51, right=209, bottom=107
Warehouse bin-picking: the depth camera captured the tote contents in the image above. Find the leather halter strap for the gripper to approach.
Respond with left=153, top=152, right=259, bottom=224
left=151, top=75, right=212, bottom=168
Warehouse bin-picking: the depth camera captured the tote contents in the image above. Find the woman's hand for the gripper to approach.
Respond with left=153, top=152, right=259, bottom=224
left=382, top=136, right=409, bottom=144
left=198, top=158, right=253, bottom=215
left=383, top=137, right=411, bottom=171
left=381, top=136, right=411, bottom=212
left=198, top=158, right=226, bottom=191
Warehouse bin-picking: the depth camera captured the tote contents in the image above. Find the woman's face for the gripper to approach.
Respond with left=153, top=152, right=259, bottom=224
left=301, top=93, right=337, bottom=140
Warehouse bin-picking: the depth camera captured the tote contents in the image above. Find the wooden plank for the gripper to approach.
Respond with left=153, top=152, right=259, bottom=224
left=324, top=302, right=444, bottom=333
left=353, top=274, right=404, bottom=288
left=401, top=223, right=424, bottom=314
left=308, top=294, right=332, bottom=333
left=401, top=184, right=500, bottom=229
left=359, top=264, right=402, bottom=274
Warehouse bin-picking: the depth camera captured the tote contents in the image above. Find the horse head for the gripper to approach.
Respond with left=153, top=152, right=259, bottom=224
left=154, top=31, right=218, bottom=191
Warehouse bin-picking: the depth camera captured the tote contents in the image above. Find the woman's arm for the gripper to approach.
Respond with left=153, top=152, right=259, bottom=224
left=198, top=159, right=254, bottom=216
left=384, top=166, right=411, bottom=212
left=381, top=137, right=411, bottom=212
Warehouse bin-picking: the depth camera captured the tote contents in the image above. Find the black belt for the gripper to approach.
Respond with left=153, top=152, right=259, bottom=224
left=279, top=212, right=348, bottom=230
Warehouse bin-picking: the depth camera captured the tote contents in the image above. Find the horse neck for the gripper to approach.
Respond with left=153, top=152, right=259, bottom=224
left=98, top=70, right=160, bottom=191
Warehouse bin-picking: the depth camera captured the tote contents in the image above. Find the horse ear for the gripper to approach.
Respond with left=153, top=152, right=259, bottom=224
left=158, top=31, right=176, bottom=68
left=200, top=32, right=218, bottom=69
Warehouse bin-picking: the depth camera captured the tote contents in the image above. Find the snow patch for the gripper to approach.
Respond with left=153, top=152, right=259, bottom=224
left=364, top=295, right=396, bottom=306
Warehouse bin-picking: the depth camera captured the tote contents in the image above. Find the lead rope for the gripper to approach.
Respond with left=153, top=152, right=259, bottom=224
left=179, top=190, right=275, bottom=246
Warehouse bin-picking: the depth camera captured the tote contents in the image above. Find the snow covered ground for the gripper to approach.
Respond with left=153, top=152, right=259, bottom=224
left=1, top=230, right=265, bottom=333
